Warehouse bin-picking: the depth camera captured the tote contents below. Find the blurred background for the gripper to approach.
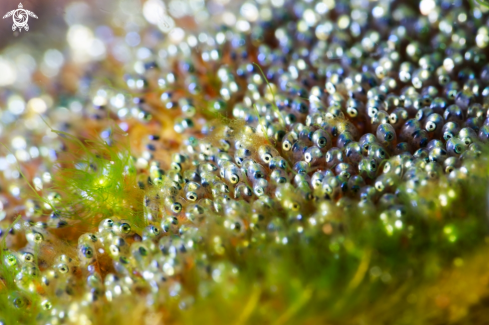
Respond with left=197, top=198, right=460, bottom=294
left=0, top=0, right=219, bottom=91
left=1, top=0, right=78, bottom=48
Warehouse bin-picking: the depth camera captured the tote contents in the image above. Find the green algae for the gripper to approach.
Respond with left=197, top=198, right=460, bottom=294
left=41, top=124, right=147, bottom=230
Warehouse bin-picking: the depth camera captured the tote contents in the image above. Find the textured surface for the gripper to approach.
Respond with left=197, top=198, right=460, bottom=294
left=1, top=0, right=489, bottom=324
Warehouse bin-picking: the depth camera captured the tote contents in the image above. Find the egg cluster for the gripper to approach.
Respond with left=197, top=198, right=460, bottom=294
left=2, top=0, right=489, bottom=324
